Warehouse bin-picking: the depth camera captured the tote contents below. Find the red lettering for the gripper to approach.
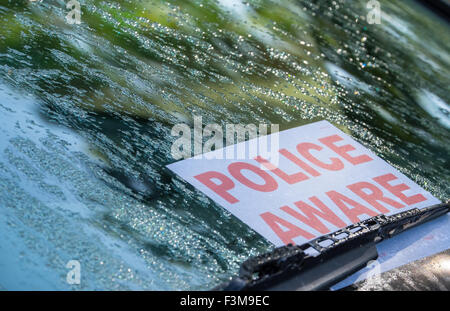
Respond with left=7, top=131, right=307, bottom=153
left=373, top=173, right=427, bottom=205
left=279, top=148, right=321, bottom=177
left=347, top=181, right=404, bottom=213
left=280, top=196, right=347, bottom=234
left=326, top=190, right=378, bottom=223
left=260, top=212, right=315, bottom=244
left=228, top=162, right=278, bottom=192
left=254, top=156, right=309, bottom=184
left=194, top=171, right=239, bottom=204
left=297, top=143, right=344, bottom=171
left=319, top=135, right=372, bottom=165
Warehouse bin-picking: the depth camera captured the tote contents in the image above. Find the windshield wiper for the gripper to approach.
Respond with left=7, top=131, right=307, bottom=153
left=216, top=201, right=450, bottom=291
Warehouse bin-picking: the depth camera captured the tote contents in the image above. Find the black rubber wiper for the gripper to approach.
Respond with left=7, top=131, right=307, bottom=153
left=216, top=201, right=450, bottom=291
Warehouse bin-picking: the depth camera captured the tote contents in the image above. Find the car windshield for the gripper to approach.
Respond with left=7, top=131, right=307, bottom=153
left=0, top=0, right=449, bottom=290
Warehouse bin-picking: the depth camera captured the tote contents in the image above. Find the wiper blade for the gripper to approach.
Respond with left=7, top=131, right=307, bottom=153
left=217, top=201, right=450, bottom=291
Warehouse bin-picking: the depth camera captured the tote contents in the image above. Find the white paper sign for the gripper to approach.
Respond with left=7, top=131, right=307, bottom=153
left=167, top=120, right=441, bottom=247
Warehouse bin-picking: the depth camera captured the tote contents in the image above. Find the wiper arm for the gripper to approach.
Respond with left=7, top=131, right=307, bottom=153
left=217, top=201, right=450, bottom=291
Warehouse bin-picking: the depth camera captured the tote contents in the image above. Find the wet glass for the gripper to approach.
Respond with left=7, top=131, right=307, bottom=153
left=0, top=0, right=448, bottom=290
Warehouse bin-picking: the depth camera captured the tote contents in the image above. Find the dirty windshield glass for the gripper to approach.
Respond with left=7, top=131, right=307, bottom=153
left=0, top=0, right=449, bottom=290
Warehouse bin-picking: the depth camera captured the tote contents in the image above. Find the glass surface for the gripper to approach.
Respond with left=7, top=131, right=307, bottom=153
left=0, top=0, right=448, bottom=290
